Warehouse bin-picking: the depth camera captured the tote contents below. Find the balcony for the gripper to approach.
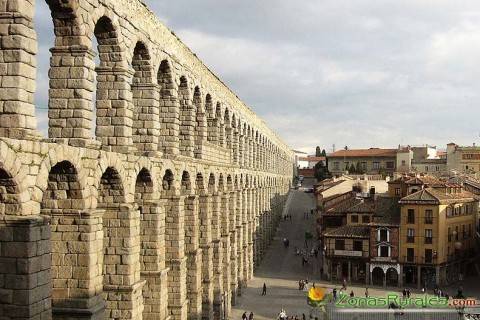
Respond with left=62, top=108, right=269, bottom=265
left=403, top=255, right=438, bottom=264
left=406, top=236, right=415, bottom=243
left=404, top=255, right=417, bottom=263
left=326, top=249, right=368, bottom=258
left=424, top=237, right=432, bottom=244
left=424, top=217, right=433, bottom=224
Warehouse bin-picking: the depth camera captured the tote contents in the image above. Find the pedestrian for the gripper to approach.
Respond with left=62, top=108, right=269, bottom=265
left=402, top=288, right=406, bottom=299
left=407, top=289, right=411, bottom=299
left=294, top=315, right=299, bottom=320
left=333, top=288, right=337, bottom=300
left=302, top=313, right=306, bottom=320
left=242, top=312, right=247, bottom=320
left=249, top=311, right=254, bottom=320
left=350, top=290, right=354, bottom=297
left=421, top=287, right=425, bottom=294
left=342, top=278, right=347, bottom=290
left=365, top=287, right=369, bottom=298
left=262, top=283, right=267, bottom=296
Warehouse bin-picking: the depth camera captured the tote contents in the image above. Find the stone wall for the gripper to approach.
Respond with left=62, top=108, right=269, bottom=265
left=0, top=0, right=294, bottom=319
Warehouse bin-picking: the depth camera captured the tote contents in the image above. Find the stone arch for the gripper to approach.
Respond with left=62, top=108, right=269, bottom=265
left=98, top=166, right=126, bottom=206
left=194, top=86, right=207, bottom=155
left=208, top=173, right=216, bottom=194
left=205, top=94, right=216, bottom=143
left=39, top=160, right=91, bottom=314
left=92, top=15, right=133, bottom=150
left=157, top=59, right=180, bottom=154
left=215, top=102, right=224, bottom=147
left=179, top=76, right=195, bottom=157
left=93, top=153, right=128, bottom=205
left=35, top=146, right=89, bottom=207
left=372, top=266, right=384, bottom=286
left=0, top=141, right=30, bottom=214
left=131, top=41, right=159, bottom=153
left=162, top=169, right=175, bottom=196
left=196, top=172, right=206, bottom=196
left=0, top=168, right=21, bottom=216
left=181, top=170, right=192, bottom=195
left=386, top=267, right=399, bottom=287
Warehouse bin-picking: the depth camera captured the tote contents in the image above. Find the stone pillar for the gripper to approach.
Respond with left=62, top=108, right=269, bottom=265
left=0, top=0, right=39, bottom=139
left=241, top=190, right=249, bottom=285
left=184, top=195, right=202, bottom=319
left=95, top=66, right=134, bottom=153
left=235, top=190, right=244, bottom=295
left=158, top=71, right=180, bottom=156
left=140, top=201, right=169, bottom=320
left=165, top=196, right=188, bottom=320
left=247, top=189, right=254, bottom=279
left=48, top=46, right=96, bottom=146
left=179, top=90, right=195, bottom=158
left=132, top=83, right=161, bottom=155
left=233, top=130, right=240, bottom=165
left=102, top=204, right=144, bottom=320
left=198, top=195, right=213, bottom=320
left=220, top=193, right=231, bottom=317
left=228, top=191, right=238, bottom=305
left=211, top=193, right=224, bottom=320
left=0, top=215, right=51, bottom=319
left=193, top=94, right=206, bottom=159
left=49, top=209, right=105, bottom=320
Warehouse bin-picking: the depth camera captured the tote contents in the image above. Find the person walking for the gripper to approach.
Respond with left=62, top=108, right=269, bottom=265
left=262, top=283, right=267, bottom=296
left=365, top=287, right=369, bottom=298
left=249, top=311, right=254, bottom=320
left=242, top=312, right=248, bottom=320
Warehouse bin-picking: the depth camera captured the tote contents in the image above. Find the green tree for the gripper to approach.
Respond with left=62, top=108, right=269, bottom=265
left=349, top=163, right=356, bottom=174
left=355, top=162, right=364, bottom=174
left=321, top=149, right=327, bottom=157
left=315, top=146, right=321, bottom=157
left=314, top=161, right=331, bottom=181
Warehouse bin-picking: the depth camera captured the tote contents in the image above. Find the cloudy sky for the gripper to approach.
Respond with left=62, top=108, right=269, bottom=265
left=34, top=1, right=480, bottom=154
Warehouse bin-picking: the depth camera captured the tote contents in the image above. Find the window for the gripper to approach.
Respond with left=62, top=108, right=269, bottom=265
left=425, top=209, right=433, bottom=224
left=425, top=249, right=433, bottom=263
left=425, top=229, right=432, bottom=244
left=362, top=215, right=370, bottom=223
left=334, top=162, right=339, bottom=170
left=407, top=228, right=415, bottom=243
left=448, top=227, right=451, bottom=242
left=335, top=239, right=345, bottom=250
left=468, top=224, right=472, bottom=237
left=386, top=161, right=394, bottom=169
left=353, top=240, right=363, bottom=251
left=379, top=229, right=388, bottom=242
left=351, top=215, right=358, bottom=223
left=345, top=161, right=349, bottom=170
left=395, top=188, right=400, bottom=196
left=379, top=246, right=390, bottom=257
left=401, top=160, right=406, bottom=166
left=455, top=226, right=459, bottom=240
left=447, top=206, right=453, bottom=217
left=407, top=248, right=414, bottom=262
left=361, top=162, right=367, bottom=170
left=462, top=225, right=466, bottom=239
left=425, top=166, right=429, bottom=172
left=407, top=209, right=415, bottom=224
left=373, top=161, right=380, bottom=169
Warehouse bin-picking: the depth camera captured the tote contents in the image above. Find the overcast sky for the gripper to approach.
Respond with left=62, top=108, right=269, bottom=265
left=34, top=1, right=480, bottom=154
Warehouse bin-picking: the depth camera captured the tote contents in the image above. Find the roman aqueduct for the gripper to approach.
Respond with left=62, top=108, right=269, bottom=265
left=0, top=0, right=294, bottom=319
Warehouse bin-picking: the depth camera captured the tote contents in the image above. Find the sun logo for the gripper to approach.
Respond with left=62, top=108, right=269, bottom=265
left=308, top=287, right=326, bottom=302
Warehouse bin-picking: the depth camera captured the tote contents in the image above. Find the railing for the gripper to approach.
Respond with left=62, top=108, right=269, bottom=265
left=424, top=217, right=433, bottom=224
left=326, top=249, right=369, bottom=258
left=424, top=237, right=432, bottom=244
left=406, top=236, right=415, bottom=243
left=404, top=255, right=417, bottom=263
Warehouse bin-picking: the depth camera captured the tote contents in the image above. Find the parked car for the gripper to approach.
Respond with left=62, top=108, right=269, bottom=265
left=304, top=187, right=314, bottom=193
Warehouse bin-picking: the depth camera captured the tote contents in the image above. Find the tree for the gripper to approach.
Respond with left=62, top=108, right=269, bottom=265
left=314, top=160, right=331, bottom=181
left=315, top=146, right=321, bottom=157
left=321, top=149, right=327, bottom=157
left=355, top=162, right=364, bottom=174
left=349, top=163, right=356, bottom=174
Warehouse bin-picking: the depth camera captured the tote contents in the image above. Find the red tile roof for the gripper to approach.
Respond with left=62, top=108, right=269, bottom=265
left=328, top=148, right=397, bottom=158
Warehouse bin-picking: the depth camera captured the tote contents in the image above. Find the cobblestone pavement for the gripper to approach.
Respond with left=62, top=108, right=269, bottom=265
left=231, top=190, right=480, bottom=320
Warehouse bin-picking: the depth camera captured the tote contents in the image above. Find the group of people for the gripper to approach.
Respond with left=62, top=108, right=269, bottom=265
left=283, top=214, right=293, bottom=221
left=298, top=279, right=309, bottom=290
left=303, top=209, right=315, bottom=220
left=277, top=309, right=311, bottom=320
left=241, top=312, right=254, bottom=320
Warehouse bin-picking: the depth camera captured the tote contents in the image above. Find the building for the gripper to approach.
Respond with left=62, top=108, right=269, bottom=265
left=447, top=143, right=480, bottom=173
left=315, top=174, right=389, bottom=210
left=399, top=186, right=477, bottom=288
left=327, top=148, right=398, bottom=176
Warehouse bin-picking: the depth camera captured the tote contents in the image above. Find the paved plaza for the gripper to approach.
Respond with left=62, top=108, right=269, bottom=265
left=232, top=190, right=480, bottom=320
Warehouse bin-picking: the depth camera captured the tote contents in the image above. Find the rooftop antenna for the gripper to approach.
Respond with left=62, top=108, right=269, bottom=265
left=332, top=144, right=335, bottom=153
